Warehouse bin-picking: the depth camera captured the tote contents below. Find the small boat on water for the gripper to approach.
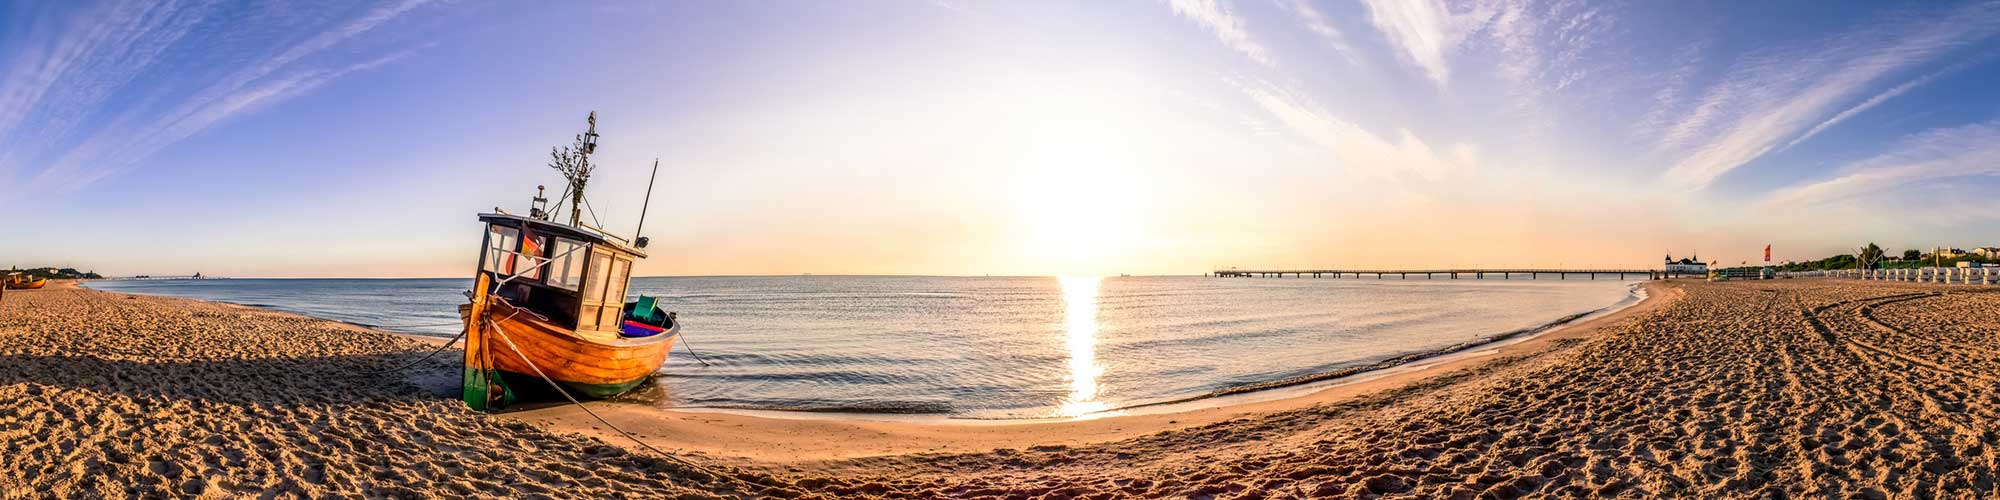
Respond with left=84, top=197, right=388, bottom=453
left=4, top=276, right=47, bottom=289
left=459, top=112, right=678, bottom=411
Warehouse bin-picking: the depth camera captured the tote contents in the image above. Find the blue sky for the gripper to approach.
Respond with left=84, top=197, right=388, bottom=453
left=2, top=0, right=1998, bottom=277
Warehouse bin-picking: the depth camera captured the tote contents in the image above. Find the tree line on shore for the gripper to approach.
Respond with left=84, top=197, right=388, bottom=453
left=1766, top=243, right=1993, bottom=272
left=6, top=267, right=103, bottom=280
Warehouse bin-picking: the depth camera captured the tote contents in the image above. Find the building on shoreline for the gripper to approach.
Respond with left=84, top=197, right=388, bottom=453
left=1665, top=253, right=1708, bottom=275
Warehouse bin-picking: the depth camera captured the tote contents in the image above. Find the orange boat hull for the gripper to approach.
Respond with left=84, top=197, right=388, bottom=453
left=461, top=299, right=674, bottom=399
left=4, top=278, right=46, bottom=290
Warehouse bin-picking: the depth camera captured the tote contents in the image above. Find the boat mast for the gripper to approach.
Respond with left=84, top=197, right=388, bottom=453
left=549, top=112, right=601, bottom=228
left=633, top=158, right=658, bottom=243
left=571, top=112, right=599, bottom=227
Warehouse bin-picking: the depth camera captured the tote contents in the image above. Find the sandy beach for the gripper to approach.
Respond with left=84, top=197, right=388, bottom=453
left=0, top=282, right=794, bottom=499
left=6, top=279, right=1999, bottom=498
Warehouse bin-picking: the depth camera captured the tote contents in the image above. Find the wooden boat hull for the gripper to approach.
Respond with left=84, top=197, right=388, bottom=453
left=460, top=299, right=674, bottom=401
left=4, top=278, right=46, bottom=290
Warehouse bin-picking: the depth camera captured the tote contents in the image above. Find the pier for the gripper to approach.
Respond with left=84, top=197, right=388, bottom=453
left=1211, top=268, right=1677, bottom=280
left=117, top=273, right=216, bottom=280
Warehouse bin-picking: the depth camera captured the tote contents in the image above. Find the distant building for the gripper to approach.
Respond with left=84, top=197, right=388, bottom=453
left=1665, top=253, right=1708, bottom=274
left=1972, top=247, right=2000, bottom=259
left=1936, top=248, right=1968, bottom=259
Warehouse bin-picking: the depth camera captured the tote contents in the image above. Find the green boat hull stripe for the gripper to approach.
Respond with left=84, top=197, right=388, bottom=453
left=497, top=371, right=646, bottom=400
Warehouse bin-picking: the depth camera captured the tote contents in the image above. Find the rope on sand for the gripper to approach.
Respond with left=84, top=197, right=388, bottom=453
left=372, top=308, right=522, bottom=375
left=370, top=326, right=467, bottom=374
left=482, top=320, right=740, bottom=487
left=385, top=320, right=475, bottom=329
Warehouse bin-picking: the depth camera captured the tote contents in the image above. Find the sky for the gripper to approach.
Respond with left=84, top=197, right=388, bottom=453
left=2, top=0, right=1999, bottom=278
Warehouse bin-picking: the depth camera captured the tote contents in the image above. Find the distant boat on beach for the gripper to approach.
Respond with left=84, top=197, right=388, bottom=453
left=458, top=112, right=679, bottom=410
left=4, top=276, right=47, bottom=289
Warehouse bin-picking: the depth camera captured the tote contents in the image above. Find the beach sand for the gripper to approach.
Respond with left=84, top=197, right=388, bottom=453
left=0, top=282, right=797, bottom=499
left=5, top=279, right=1999, bottom=498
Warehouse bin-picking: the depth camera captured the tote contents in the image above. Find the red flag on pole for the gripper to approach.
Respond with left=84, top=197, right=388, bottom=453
left=1764, top=244, right=1771, bottom=262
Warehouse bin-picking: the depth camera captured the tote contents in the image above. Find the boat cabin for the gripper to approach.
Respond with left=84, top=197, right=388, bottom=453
left=474, top=213, right=646, bottom=335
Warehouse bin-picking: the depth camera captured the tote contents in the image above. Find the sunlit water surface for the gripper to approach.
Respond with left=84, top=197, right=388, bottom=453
left=88, top=276, right=1637, bottom=418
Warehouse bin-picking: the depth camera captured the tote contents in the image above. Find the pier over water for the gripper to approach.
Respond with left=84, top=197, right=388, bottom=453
left=1212, top=269, right=1683, bottom=280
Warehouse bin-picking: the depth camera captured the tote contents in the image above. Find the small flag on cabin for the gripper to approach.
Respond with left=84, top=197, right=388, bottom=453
left=521, top=226, right=542, bottom=257
left=1764, top=244, right=1771, bottom=262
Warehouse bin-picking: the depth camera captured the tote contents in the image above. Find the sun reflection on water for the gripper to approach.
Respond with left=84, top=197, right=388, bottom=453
left=1057, top=275, right=1108, bottom=417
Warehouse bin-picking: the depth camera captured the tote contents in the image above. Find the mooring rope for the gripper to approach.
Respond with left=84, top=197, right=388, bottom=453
left=372, top=327, right=465, bottom=374
left=385, top=320, right=473, bottom=329
left=482, top=320, right=738, bottom=486
left=677, top=332, right=713, bottom=367
left=370, top=307, right=527, bottom=374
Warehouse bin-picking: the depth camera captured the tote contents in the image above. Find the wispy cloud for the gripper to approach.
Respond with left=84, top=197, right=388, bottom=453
left=1276, top=0, right=1358, bottom=65
left=1489, top=0, right=1614, bottom=104
left=1634, top=41, right=1709, bottom=145
left=1357, top=0, right=1492, bottom=86
left=1656, top=1, right=2000, bottom=190
left=1237, top=80, right=1475, bottom=182
left=1165, top=0, right=1274, bottom=67
left=4, top=0, right=433, bottom=192
left=0, top=1, right=211, bottom=173
left=1763, top=120, right=2000, bottom=209
left=1778, top=55, right=1989, bottom=153
left=39, top=48, right=421, bottom=189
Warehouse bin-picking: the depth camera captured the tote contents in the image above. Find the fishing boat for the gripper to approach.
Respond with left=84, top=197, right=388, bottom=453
left=459, top=112, right=678, bottom=411
left=4, top=276, right=47, bottom=289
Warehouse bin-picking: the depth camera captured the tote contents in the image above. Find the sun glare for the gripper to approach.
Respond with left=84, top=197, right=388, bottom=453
left=1056, top=275, right=1108, bottom=417
left=1012, top=136, right=1150, bottom=276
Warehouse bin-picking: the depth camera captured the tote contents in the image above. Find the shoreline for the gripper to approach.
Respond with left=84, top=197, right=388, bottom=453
left=74, top=279, right=462, bottom=348
left=511, top=280, right=1677, bottom=465
left=60, top=277, right=1669, bottom=464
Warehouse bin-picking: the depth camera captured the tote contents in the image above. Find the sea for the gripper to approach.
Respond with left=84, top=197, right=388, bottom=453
left=85, top=275, right=1641, bottom=419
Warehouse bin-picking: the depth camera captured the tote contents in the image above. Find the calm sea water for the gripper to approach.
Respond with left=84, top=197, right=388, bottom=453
left=86, top=276, right=1638, bottom=419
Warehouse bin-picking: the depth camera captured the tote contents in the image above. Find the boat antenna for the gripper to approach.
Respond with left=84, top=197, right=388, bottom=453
left=634, top=158, right=659, bottom=244
left=529, top=185, right=549, bottom=220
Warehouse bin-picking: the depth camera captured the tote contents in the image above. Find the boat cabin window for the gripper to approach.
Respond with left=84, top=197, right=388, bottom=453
left=579, top=252, right=610, bottom=330
left=547, top=237, right=586, bottom=291
left=603, top=258, right=630, bottom=313
left=586, top=253, right=610, bottom=300
left=482, top=225, right=520, bottom=275
left=575, top=248, right=635, bottom=332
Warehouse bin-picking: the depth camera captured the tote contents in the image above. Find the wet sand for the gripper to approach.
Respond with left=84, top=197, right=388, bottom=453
left=6, top=279, right=1999, bottom=498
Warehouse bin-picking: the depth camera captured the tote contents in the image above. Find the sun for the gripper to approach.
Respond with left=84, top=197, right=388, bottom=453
left=1009, top=138, right=1149, bottom=276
